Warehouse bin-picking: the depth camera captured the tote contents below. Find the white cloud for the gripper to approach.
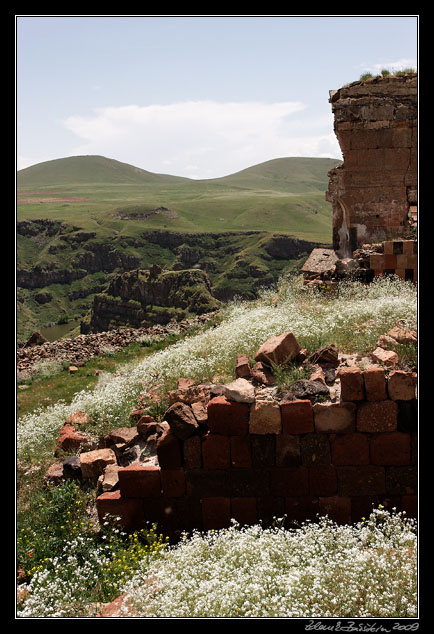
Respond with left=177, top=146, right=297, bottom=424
left=62, top=100, right=341, bottom=179
left=360, top=58, right=417, bottom=74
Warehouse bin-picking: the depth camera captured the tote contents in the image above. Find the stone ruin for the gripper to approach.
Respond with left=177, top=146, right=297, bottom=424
left=303, top=72, right=417, bottom=289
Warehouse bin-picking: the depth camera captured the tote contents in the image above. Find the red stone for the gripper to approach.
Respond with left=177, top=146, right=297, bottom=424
left=254, top=331, right=301, bottom=366
left=202, top=434, right=230, bottom=470
left=401, top=495, right=418, bottom=519
left=96, top=490, right=144, bottom=531
left=231, top=497, right=257, bottom=526
left=55, top=423, right=90, bottom=455
left=235, top=354, right=251, bottom=378
left=313, top=402, right=356, bottom=433
left=270, top=467, right=309, bottom=496
left=331, top=433, right=370, bottom=465
left=160, top=469, right=186, bottom=497
left=338, top=366, right=365, bottom=401
left=230, top=436, right=252, bottom=468
left=207, top=396, right=249, bottom=435
left=280, top=399, right=314, bottom=434
left=182, top=435, right=202, bottom=469
left=370, top=432, right=412, bottom=465
left=336, top=466, right=386, bottom=496
left=118, top=464, right=161, bottom=498
left=319, top=496, right=351, bottom=525
left=357, top=401, right=398, bottom=432
left=309, top=465, right=337, bottom=497
left=285, top=496, right=320, bottom=524
left=387, top=371, right=417, bottom=401
left=275, top=434, right=300, bottom=466
left=202, top=497, right=231, bottom=530
left=156, top=428, right=182, bottom=469
left=363, top=366, right=387, bottom=401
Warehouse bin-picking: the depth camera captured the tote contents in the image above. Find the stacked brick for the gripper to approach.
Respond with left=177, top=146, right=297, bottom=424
left=369, top=239, right=417, bottom=282
left=96, top=367, right=417, bottom=537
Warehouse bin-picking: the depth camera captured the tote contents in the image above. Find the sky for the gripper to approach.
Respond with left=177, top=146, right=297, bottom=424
left=16, top=15, right=418, bottom=180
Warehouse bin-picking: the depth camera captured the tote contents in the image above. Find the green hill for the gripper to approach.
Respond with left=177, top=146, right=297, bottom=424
left=16, top=154, right=341, bottom=340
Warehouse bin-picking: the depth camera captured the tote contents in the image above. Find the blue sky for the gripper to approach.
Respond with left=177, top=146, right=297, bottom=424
left=16, top=15, right=418, bottom=179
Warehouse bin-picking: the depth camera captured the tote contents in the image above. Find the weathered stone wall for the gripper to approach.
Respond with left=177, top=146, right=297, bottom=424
left=326, top=73, right=417, bottom=256
left=96, top=368, right=417, bottom=538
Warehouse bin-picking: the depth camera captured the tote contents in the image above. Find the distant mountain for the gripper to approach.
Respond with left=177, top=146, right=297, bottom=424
left=17, top=155, right=191, bottom=187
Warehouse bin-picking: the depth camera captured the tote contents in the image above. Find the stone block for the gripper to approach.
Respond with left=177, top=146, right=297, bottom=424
left=186, top=469, right=230, bottom=498
left=300, top=433, right=331, bottom=466
left=249, top=400, right=282, bottom=434
left=401, top=495, right=418, bottom=519
left=357, top=401, right=398, bottom=432
left=160, top=469, right=186, bottom=497
left=164, top=402, right=199, bottom=440
left=397, top=399, right=418, bottom=432
left=230, top=435, right=252, bottom=468
left=182, top=435, right=202, bottom=469
left=118, top=464, right=161, bottom=498
left=275, top=434, right=301, bottom=466
left=280, top=399, right=314, bottom=434
left=370, top=433, right=412, bottom=466
left=319, top=496, right=351, bottom=525
left=235, top=353, right=251, bottom=378
left=96, top=491, right=144, bottom=531
left=156, top=428, right=182, bottom=469
left=371, top=348, right=399, bottom=366
left=338, top=366, right=365, bottom=401
left=313, top=402, right=356, bottom=433
left=363, top=366, right=387, bottom=401
left=257, top=496, right=285, bottom=527
left=230, top=468, right=270, bottom=497
left=309, top=465, right=338, bottom=497
left=231, top=497, right=257, bottom=526
left=331, top=433, right=370, bottom=465
left=79, top=448, right=117, bottom=479
left=385, top=466, right=417, bottom=495
left=270, top=467, right=309, bottom=497
left=250, top=435, right=276, bottom=467
left=207, top=396, right=249, bottom=436
left=202, top=433, right=230, bottom=470
left=387, top=371, right=417, bottom=401
left=202, top=497, right=231, bottom=530
left=254, top=331, right=301, bottom=366
left=285, top=496, right=320, bottom=525
left=336, top=465, right=385, bottom=496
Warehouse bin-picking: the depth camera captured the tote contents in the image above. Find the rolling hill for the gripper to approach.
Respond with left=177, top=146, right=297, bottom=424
left=17, top=154, right=341, bottom=340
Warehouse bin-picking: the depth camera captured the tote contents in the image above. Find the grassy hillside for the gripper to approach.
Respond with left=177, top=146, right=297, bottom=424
left=17, top=155, right=341, bottom=339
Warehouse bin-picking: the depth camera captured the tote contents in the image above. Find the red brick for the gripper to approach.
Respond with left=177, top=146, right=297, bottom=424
left=309, top=465, right=337, bottom=497
left=202, top=433, right=230, bottom=470
left=357, top=401, right=398, bottom=432
left=182, top=435, right=202, bottom=469
left=337, top=466, right=385, bottom=496
left=319, top=496, right=351, bottom=525
left=230, top=436, right=252, bottom=468
left=270, top=467, right=309, bottom=496
left=156, top=428, right=182, bottom=469
left=96, top=490, right=144, bottom=531
left=285, top=496, right=320, bottom=525
left=313, top=402, right=356, bottom=433
left=160, top=469, right=186, bottom=497
left=384, top=254, right=397, bottom=269
left=331, top=433, right=370, bottom=465
left=202, top=497, right=231, bottom=530
left=118, top=464, right=161, bottom=498
left=207, top=396, right=249, bottom=436
left=231, top=469, right=270, bottom=497
left=185, top=469, right=230, bottom=498
left=338, top=366, right=365, bottom=401
left=387, top=371, right=417, bottom=401
left=363, top=366, right=387, bottom=401
left=231, top=497, right=257, bottom=526
left=280, top=399, right=314, bottom=434
left=370, top=432, right=412, bottom=465
left=385, top=466, right=417, bottom=495
left=276, top=434, right=300, bottom=466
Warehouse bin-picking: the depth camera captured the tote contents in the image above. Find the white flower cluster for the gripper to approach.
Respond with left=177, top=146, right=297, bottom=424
left=120, top=509, right=417, bottom=618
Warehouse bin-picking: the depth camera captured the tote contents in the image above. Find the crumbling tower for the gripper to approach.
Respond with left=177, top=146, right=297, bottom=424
left=326, top=73, right=417, bottom=257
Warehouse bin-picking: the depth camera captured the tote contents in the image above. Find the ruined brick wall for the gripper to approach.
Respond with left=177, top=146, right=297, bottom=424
left=326, top=73, right=417, bottom=257
left=97, top=368, right=417, bottom=538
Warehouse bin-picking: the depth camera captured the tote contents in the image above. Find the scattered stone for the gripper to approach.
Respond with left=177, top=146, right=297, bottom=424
left=255, top=331, right=301, bottom=366
left=55, top=423, right=91, bottom=456
left=164, top=402, right=199, bottom=440
left=191, top=400, right=208, bottom=424
left=44, top=462, right=65, bottom=485
left=177, top=377, right=196, bottom=390
left=309, top=366, right=327, bottom=385
left=62, top=455, right=82, bottom=478
left=68, top=365, right=79, bottom=374
left=387, top=326, right=417, bottom=345
left=24, top=331, right=48, bottom=348
left=98, top=463, right=120, bottom=492
left=235, top=354, right=251, bottom=378
left=65, top=411, right=90, bottom=426
left=371, top=347, right=399, bottom=366
left=250, top=362, right=275, bottom=386
left=309, top=344, right=339, bottom=365
left=223, top=378, right=256, bottom=403
left=80, top=448, right=117, bottom=479
left=287, top=379, right=330, bottom=402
